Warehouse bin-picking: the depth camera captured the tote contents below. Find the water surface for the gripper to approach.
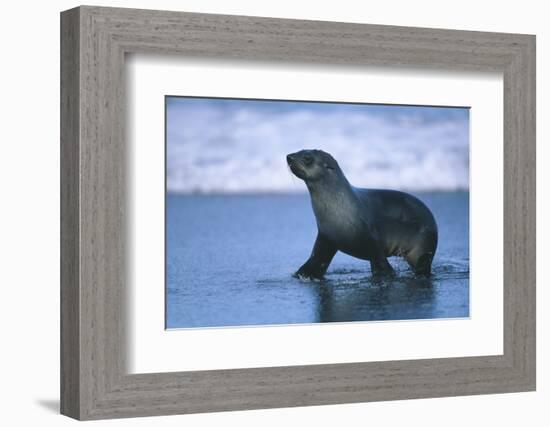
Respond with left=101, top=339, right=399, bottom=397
left=166, top=193, right=469, bottom=328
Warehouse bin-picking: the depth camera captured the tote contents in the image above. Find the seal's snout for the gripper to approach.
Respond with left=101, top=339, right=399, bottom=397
left=286, top=153, right=295, bottom=165
left=287, top=152, right=306, bottom=180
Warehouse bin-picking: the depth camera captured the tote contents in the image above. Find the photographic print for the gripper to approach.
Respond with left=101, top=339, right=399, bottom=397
left=166, top=96, right=469, bottom=329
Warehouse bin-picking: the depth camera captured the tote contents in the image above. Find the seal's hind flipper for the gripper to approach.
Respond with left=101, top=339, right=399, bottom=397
left=409, top=252, right=433, bottom=276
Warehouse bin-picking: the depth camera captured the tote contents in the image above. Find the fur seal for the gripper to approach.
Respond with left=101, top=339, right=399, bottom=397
left=287, top=149, right=438, bottom=279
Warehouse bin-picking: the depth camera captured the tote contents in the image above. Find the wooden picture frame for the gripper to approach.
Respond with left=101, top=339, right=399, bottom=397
left=60, top=5, right=536, bottom=420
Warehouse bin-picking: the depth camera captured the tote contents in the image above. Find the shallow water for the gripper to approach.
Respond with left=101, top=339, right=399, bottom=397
left=166, top=192, right=469, bottom=328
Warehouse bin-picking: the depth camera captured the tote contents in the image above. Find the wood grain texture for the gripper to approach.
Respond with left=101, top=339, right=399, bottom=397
left=60, top=7, right=80, bottom=419
left=60, top=5, right=536, bottom=420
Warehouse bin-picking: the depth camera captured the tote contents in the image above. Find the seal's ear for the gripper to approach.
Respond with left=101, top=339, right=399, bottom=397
left=324, top=163, right=335, bottom=170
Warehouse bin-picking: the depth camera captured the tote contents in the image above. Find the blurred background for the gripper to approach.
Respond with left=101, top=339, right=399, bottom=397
left=166, top=97, right=469, bottom=194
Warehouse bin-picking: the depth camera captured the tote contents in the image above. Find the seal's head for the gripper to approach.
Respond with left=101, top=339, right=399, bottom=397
left=286, top=149, right=340, bottom=183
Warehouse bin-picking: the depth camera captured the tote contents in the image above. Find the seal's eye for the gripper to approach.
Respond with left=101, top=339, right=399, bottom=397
left=303, top=155, right=314, bottom=166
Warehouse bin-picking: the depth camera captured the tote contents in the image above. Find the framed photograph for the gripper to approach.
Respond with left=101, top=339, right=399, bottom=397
left=164, top=96, right=470, bottom=330
left=60, top=6, right=536, bottom=420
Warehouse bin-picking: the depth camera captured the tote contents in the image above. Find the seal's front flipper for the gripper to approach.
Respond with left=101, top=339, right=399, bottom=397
left=370, top=253, right=395, bottom=277
left=294, top=233, right=337, bottom=280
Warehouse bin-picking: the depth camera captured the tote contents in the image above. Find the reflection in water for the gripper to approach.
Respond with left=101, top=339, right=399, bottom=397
left=314, top=272, right=435, bottom=322
left=252, top=259, right=468, bottom=325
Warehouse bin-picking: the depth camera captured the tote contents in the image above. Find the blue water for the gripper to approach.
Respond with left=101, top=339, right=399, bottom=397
left=166, top=193, right=469, bottom=328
